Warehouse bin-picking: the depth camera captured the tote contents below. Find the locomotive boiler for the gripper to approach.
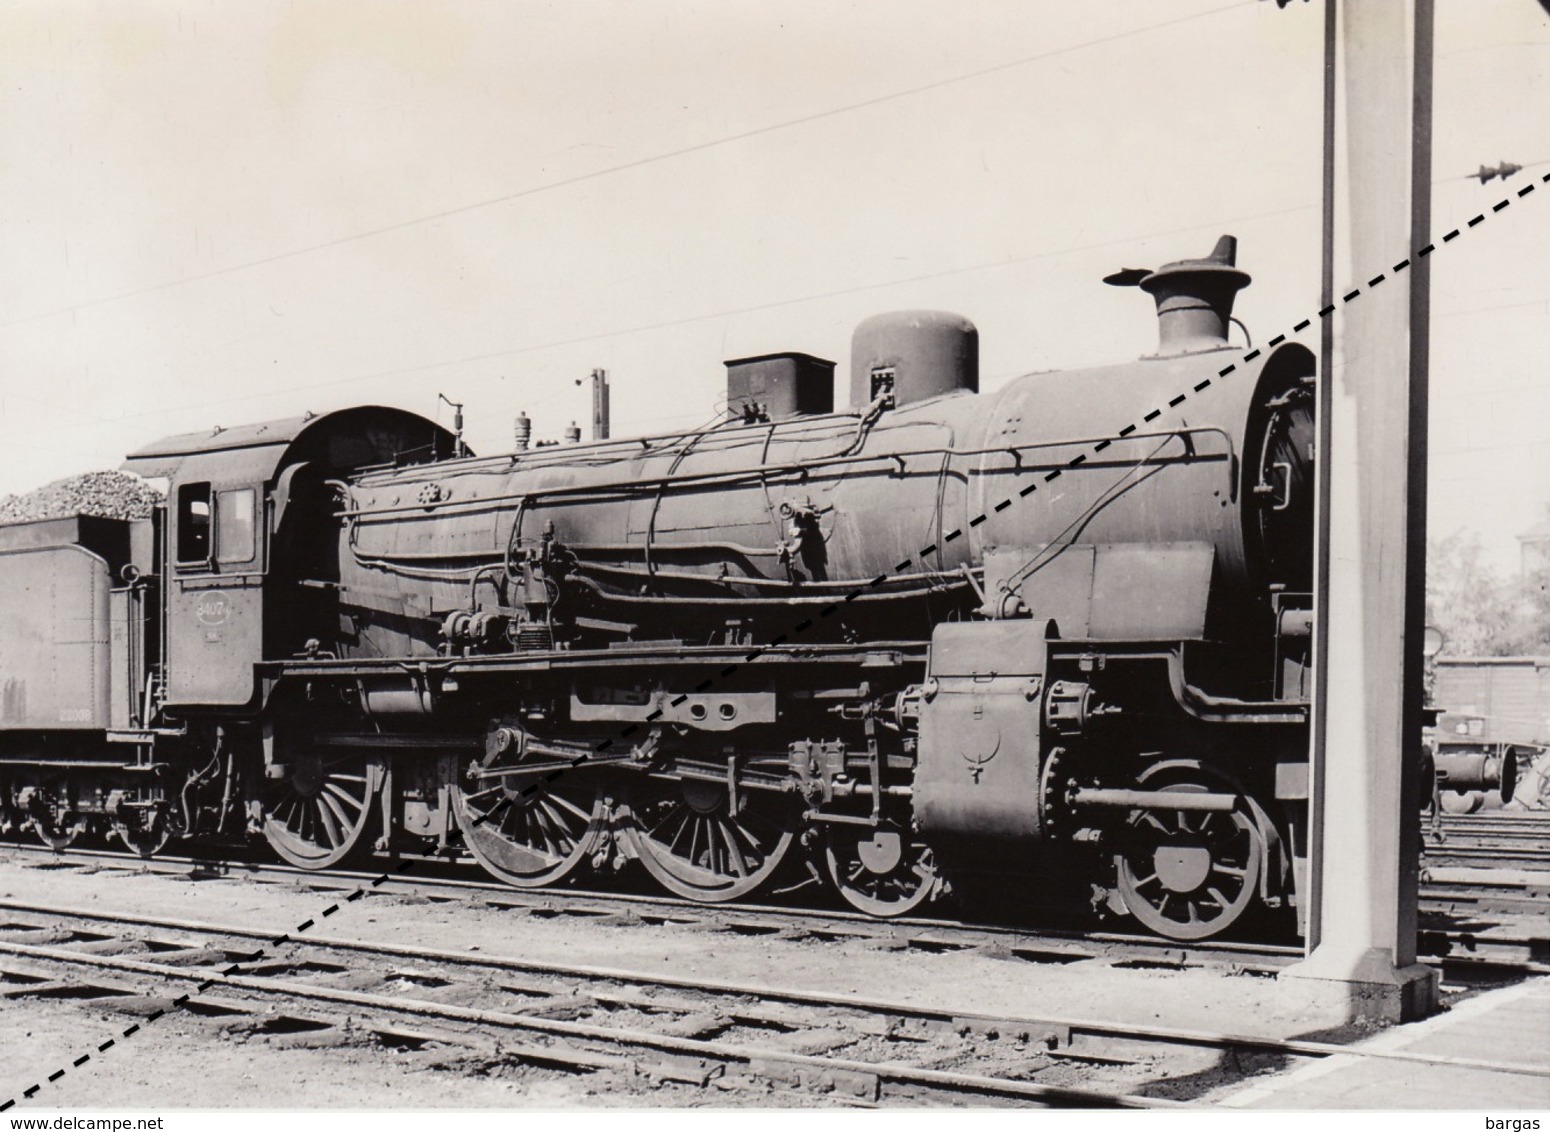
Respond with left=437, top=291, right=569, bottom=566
left=0, top=236, right=1318, bottom=941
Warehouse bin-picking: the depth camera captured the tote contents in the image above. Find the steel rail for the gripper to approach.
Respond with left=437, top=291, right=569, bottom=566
left=1424, top=846, right=1550, bottom=866
left=0, top=842, right=1300, bottom=965
left=1, top=901, right=1547, bottom=1080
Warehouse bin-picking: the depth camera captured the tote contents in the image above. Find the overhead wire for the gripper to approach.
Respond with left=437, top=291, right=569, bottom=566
left=7, top=4, right=1541, bottom=440
left=26, top=149, right=1535, bottom=429
left=0, top=1, right=1250, bottom=333
left=92, top=199, right=1318, bottom=425
left=8, top=174, right=1543, bottom=437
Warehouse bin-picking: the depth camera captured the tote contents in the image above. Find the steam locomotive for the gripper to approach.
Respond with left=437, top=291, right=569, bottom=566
left=0, top=236, right=1325, bottom=941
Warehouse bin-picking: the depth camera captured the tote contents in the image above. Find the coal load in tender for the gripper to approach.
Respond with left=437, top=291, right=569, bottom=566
left=0, top=470, right=163, bottom=524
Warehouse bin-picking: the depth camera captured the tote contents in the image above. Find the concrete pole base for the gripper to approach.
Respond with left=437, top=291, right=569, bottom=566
left=1280, top=947, right=1440, bottom=1024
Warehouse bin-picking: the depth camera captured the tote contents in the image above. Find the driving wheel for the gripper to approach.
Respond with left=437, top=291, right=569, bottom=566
left=621, top=779, right=798, bottom=902
left=262, top=751, right=381, bottom=869
left=452, top=754, right=607, bottom=888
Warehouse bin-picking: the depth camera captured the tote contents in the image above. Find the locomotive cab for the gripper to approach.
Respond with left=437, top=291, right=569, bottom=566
left=123, top=407, right=456, bottom=710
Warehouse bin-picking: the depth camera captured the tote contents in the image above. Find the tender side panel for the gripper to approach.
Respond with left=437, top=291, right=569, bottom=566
left=0, top=544, right=112, bottom=729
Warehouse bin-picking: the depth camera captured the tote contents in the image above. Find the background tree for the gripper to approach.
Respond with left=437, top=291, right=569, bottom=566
left=1427, top=533, right=1550, bottom=656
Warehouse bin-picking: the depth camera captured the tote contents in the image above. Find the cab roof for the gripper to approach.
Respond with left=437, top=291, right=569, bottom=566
left=122, top=405, right=459, bottom=485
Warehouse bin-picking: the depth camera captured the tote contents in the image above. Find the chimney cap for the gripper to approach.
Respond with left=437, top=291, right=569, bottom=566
left=1139, top=234, right=1249, bottom=295
left=1103, top=235, right=1249, bottom=294
left=1105, top=235, right=1252, bottom=355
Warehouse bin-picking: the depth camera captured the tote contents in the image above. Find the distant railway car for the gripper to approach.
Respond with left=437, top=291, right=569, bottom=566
left=0, top=236, right=1325, bottom=941
left=1431, top=656, right=1550, bottom=811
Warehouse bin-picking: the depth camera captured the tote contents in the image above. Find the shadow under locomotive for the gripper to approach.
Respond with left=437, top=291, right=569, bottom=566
left=2, top=236, right=1340, bottom=943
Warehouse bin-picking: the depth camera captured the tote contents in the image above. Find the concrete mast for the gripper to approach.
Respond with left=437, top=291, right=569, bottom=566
left=1283, top=0, right=1438, bottom=1022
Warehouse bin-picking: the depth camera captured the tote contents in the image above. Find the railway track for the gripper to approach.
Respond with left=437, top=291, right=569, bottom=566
left=1426, top=814, right=1550, bottom=846
left=1423, top=846, right=1550, bottom=869
left=1422, top=812, right=1550, bottom=870
left=1, top=902, right=1547, bottom=1107
left=1432, top=812, right=1550, bottom=830
left=1427, top=811, right=1550, bottom=832
left=0, top=839, right=1543, bottom=983
left=0, top=841, right=1303, bottom=973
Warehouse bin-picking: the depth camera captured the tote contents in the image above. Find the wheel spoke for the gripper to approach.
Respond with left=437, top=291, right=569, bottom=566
left=322, top=781, right=365, bottom=814
left=650, top=807, right=684, bottom=843
left=466, top=785, right=504, bottom=806
left=543, top=798, right=576, bottom=840
left=529, top=800, right=562, bottom=846
left=315, top=797, right=343, bottom=849
left=317, top=789, right=355, bottom=838
left=718, top=823, right=749, bottom=877
left=547, top=792, right=591, bottom=824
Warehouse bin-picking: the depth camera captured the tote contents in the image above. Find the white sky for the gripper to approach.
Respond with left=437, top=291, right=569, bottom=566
left=0, top=0, right=1546, bottom=569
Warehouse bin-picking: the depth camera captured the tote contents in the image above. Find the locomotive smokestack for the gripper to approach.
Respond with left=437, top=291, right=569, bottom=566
left=1105, top=235, right=1251, bottom=356
left=514, top=412, right=531, bottom=451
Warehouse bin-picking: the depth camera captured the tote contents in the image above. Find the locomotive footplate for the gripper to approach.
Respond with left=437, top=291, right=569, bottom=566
left=259, top=641, right=924, bottom=680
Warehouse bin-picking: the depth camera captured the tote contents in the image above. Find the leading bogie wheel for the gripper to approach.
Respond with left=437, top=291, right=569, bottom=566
left=823, top=823, right=941, bottom=917
left=621, top=778, right=799, bottom=903
left=1112, top=761, right=1266, bottom=941
left=262, top=752, right=381, bottom=869
left=452, top=754, right=608, bottom=888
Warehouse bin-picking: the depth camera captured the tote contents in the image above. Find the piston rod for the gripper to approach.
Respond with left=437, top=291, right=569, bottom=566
left=1068, top=787, right=1239, bottom=812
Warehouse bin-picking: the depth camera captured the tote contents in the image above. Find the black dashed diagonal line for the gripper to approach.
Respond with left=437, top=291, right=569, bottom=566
left=4, top=176, right=1542, bottom=1110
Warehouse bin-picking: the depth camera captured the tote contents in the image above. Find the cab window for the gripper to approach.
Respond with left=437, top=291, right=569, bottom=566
left=176, top=483, right=212, bottom=564
left=216, top=488, right=256, bottom=564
